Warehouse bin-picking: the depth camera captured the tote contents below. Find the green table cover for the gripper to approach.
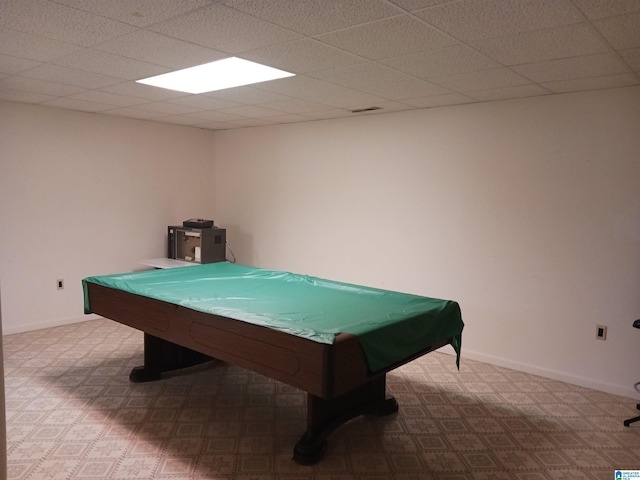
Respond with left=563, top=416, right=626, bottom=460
left=83, top=262, right=463, bottom=373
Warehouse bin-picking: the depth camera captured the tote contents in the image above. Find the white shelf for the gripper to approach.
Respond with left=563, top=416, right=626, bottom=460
left=138, top=258, right=199, bottom=269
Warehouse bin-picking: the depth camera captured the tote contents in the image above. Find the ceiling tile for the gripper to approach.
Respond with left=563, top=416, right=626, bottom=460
left=41, top=96, right=115, bottom=112
left=263, top=113, right=315, bottom=125
left=402, top=93, right=474, bottom=108
left=166, top=95, right=241, bottom=111
left=260, top=97, right=335, bottom=114
left=389, top=0, right=456, bottom=12
left=593, top=12, right=640, bottom=49
left=0, top=28, right=80, bottom=62
left=0, top=75, right=85, bottom=96
left=153, top=114, right=209, bottom=126
left=205, top=86, right=291, bottom=105
left=381, top=45, right=501, bottom=78
left=49, top=0, right=214, bottom=27
left=349, top=100, right=410, bottom=114
left=0, top=86, right=55, bottom=103
left=100, top=107, right=163, bottom=120
left=241, top=39, right=366, bottom=74
left=222, top=0, right=402, bottom=35
left=0, top=0, right=636, bottom=131
left=472, top=23, right=609, bottom=65
left=572, top=0, right=640, bottom=20
left=0, top=55, right=40, bottom=75
left=196, top=120, right=243, bottom=130
left=100, top=81, right=189, bottom=101
left=359, top=78, right=452, bottom=100
left=329, top=91, right=395, bottom=109
left=513, top=53, right=631, bottom=83
left=66, top=90, right=150, bottom=107
left=256, top=75, right=386, bottom=108
left=620, top=48, right=640, bottom=71
left=542, top=72, right=640, bottom=93
left=95, top=31, right=227, bottom=70
left=149, top=3, right=301, bottom=54
left=468, top=84, right=550, bottom=101
left=414, top=0, right=584, bottom=42
left=182, top=110, right=246, bottom=123
left=218, top=104, right=289, bottom=118
left=0, top=0, right=136, bottom=47
left=305, top=108, right=354, bottom=120
left=20, top=64, right=124, bottom=89
left=316, top=15, right=458, bottom=60
left=224, top=117, right=277, bottom=127
left=52, top=49, right=169, bottom=80
left=309, top=63, right=416, bottom=90
left=430, top=67, right=532, bottom=92
left=130, top=101, right=202, bottom=115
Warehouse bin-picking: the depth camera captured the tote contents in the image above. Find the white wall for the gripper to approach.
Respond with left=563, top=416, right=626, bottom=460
left=0, top=286, right=6, bottom=478
left=1, top=88, right=639, bottom=398
left=212, top=86, right=640, bottom=398
left=0, top=102, right=217, bottom=333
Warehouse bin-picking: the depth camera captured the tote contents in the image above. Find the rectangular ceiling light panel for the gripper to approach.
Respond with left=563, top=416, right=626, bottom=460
left=137, top=57, right=295, bottom=94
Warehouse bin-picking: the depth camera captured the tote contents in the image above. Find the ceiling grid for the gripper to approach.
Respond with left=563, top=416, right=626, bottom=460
left=0, top=0, right=638, bottom=130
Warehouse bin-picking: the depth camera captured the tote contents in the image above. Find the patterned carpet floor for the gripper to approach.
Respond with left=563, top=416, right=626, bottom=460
left=3, top=318, right=640, bottom=479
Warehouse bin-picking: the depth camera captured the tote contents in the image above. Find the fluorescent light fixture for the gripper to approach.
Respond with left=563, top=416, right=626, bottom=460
left=136, top=57, right=295, bottom=94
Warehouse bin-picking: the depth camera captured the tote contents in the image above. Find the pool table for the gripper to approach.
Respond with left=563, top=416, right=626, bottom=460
left=83, top=262, right=463, bottom=464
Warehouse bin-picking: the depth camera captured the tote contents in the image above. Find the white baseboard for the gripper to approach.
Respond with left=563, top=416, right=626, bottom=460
left=439, top=346, right=638, bottom=400
left=2, top=314, right=101, bottom=335
left=4, top=318, right=638, bottom=400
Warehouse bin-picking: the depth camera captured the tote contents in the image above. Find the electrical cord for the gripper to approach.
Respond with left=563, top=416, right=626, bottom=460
left=225, top=241, right=236, bottom=263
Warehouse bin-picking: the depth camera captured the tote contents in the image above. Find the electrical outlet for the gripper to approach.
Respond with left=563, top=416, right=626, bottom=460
left=596, top=325, right=607, bottom=340
left=56, top=279, right=64, bottom=290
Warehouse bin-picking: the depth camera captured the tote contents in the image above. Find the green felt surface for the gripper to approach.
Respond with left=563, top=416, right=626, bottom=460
left=83, top=262, right=463, bottom=372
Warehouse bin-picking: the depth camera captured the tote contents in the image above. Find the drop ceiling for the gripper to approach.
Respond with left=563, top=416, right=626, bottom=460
left=1, top=0, right=638, bottom=130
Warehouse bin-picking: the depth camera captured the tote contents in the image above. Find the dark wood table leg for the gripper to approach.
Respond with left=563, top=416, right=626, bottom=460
left=293, top=374, right=398, bottom=465
left=129, top=333, right=213, bottom=382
